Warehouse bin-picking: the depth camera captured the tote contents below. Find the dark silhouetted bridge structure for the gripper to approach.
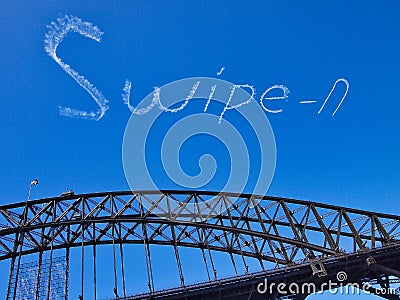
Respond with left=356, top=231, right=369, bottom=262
left=0, top=191, right=399, bottom=299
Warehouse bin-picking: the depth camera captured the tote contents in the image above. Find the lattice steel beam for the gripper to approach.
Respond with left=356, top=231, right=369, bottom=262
left=0, top=191, right=399, bottom=264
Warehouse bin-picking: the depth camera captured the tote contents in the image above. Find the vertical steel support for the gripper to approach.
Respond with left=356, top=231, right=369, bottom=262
left=81, top=197, right=85, bottom=299
left=35, top=251, right=43, bottom=300
left=6, top=256, right=16, bottom=300
left=65, top=247, right=70, bottom=300
left=93, top=224, right=97, bottom=300
left=119, top=225, right=127, bottom=298
left=13, top=202, right=28, bottom=300
left=46, top=200, right=55, bottom=300
left=139, top=195, right=154, bottom=294
left=111, top=196, right=119, bottom=298
left=170, top=225, right=185, bottom=287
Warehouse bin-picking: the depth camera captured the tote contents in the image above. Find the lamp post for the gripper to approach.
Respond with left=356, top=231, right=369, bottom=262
left=27, top=178, right=39, bottom=201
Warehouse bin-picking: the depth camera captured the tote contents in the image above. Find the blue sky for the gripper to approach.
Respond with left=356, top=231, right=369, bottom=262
left=0, top=1, right=399, bottom=299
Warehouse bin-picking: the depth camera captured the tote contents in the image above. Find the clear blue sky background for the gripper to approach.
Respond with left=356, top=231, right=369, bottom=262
left=0, top=1, right=399, bottom=299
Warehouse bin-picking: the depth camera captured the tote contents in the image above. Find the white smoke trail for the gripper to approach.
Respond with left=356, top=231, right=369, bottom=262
left=160, top=81, right=200, bottom=113
left=259, top=85, right=290, bottom=114
left=122, top=80, right=200, bottom=115
left=44, top=15, right=109, bottom=120
left=122, top=79, right=134, bottom=112
left=217, top=67, right=225, bottom=76
left=299, top=100, right=317, bottom=104
left=218, top=84, right=255, bottom=124
left=204, top=84, right=216, bottom=112
left=318, top=78, right=349, bottom=116
left=131, top=88, right=161, bottom=115
left=58, top=107, right=98, bottom=118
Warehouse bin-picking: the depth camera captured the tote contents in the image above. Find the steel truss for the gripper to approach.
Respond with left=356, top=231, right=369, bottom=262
left=0, top=190, right=399, bottom=299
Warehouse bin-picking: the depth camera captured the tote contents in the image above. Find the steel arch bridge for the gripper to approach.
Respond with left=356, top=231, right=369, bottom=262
left=0, top=190, right=399, bottom=299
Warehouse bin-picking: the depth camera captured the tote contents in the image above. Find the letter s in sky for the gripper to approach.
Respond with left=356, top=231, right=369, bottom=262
left=44, top=15, right=109, bottom=120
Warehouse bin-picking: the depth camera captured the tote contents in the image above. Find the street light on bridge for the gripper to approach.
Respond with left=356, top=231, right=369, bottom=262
left=27, top=178, right=39, bottom=201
